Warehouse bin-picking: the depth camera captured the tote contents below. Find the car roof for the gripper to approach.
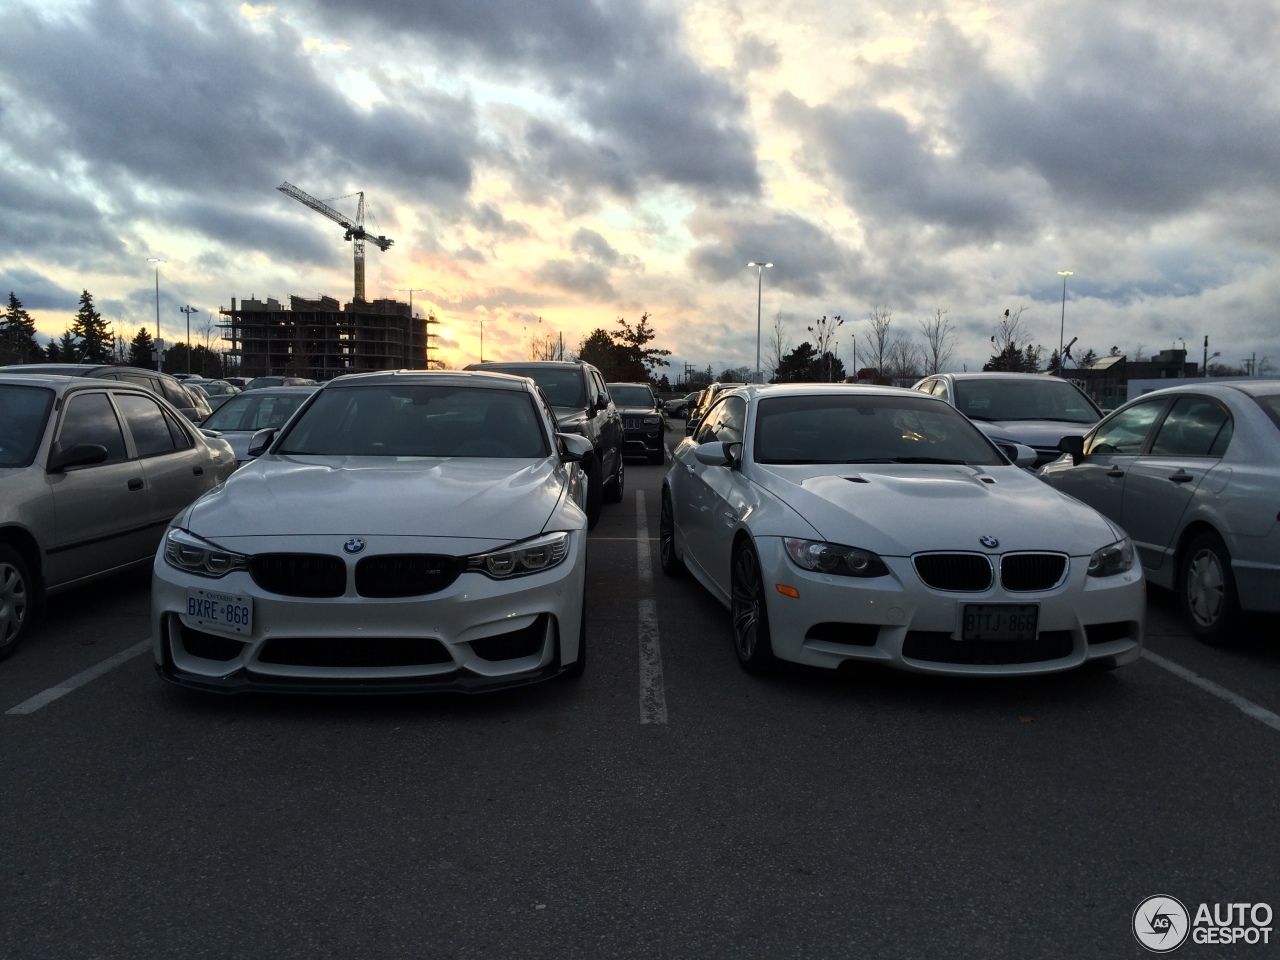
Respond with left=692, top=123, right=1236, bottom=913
left=607, top=381, right=652, bottom=387
left=0, top=371, right=174, bottom=398
left=933, top=372, right=1065, bottom=381
left=465, top=360, right=589, bottom=372
left=741, top=383, right=922, bottom=401
left=321, top=369, right=533, bottom=392
left=1123, top=379, right=1280, bottom=402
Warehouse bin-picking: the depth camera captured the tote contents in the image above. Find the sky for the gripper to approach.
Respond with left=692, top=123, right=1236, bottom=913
left=2, top=0, right=1278, bottom=379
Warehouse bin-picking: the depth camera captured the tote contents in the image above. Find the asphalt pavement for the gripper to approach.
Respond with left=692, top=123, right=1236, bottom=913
left=3, top=423, right=1278, bottom=959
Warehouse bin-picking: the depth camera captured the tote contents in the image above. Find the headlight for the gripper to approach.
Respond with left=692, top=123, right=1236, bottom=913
left=783, top=537, right=889, bottom=578
left=164, top=527, right=248, bottom=578
left=467, top=532, right=571, bottom=580
left=1087, top=537, right=1135, bottom=578
left=643, top=415, right=662, bottom=425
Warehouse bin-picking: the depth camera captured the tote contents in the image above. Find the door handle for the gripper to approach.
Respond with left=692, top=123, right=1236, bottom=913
left=1105, top=468, right=1125, bottom=478
left=127, top=478, right=144, bottom=491
left=684, top=464, right=696, bottom=476
left=1168, top=470, right=1194, bottom=484
left=193, top=466, right=204, bottom=476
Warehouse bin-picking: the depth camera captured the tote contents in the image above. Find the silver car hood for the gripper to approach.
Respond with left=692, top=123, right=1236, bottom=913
left=973, top=420, right=1093, bottom=448
left=186, top=454, right=566, bottom=541
left=753, top=463, right=1122, bottom=556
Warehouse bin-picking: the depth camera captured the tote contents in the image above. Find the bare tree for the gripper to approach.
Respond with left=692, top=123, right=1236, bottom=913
left=764, top=310, right=791, bottom=383
left=885, top=335, right=924, bottom=383
left=991, top=306, right=1030, bottom=354
left=918, top=308, right=956, bottom=375
left=806, top=315, right=844, bottom=381
left=1130, top=342, right=1147, bottom=363
left=865, top=304, right=893, bottom=381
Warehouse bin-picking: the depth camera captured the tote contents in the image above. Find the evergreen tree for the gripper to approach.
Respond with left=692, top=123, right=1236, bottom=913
left=2, top=292, right=44, bottom=364
left=128, top=327, right=157, bottom=368
left=45, top=338, right=61, bottom=362
left=57, top=330, right=78, bottom=362
left=775, top=342, right=821, bottom=382
left=70, top=290, right=111, bottom=364
left=576, top=328, right=623, bottom=380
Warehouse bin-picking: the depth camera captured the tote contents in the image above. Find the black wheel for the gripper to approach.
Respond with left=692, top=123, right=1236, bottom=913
left=0, top=544, right=33, bottom=661
left=730, top=540, right=779, bottom=675
left=648, top=444, right=665, bottom=466
left=659, top=488, right=684, bottom=577
left=604, top=454, right=625, bottom=504
left=1180, top=531, right=1242, bottom=645
left=563, top=590, right=586, bottom=679
left=584, top=455, right=603, bottom=529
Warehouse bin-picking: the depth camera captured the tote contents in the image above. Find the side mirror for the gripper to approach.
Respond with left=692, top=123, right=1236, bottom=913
left=1058, top=434, right=1085, bottom=465
left=48, top=442, right=109, bottom=472
left=595, top=392, right=610, bottom=413
left=247, top=428, right=277, bottom=458
left=693, top=441, right=741, bottom=468
left=200, top=428, right=223, bottom=439
left=1010, top=442, right=1038, bottom=469
left=557, top=433, right=593, bottom=463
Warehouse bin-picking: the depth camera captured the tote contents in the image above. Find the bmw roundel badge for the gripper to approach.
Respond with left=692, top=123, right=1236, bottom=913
left=979, top=535, right=999, bottom=549
left=343, top=538, right=366, bottom=554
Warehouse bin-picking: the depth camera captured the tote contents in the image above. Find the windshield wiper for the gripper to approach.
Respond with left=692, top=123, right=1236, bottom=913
left=964, top=415, right=998, bottom=422
left=886, top=456, right=969, bottom=464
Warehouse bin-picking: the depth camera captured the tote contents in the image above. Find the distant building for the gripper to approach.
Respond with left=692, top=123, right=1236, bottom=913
left=1070, top=349, right=1199, bottom=409
left=219, top=295, right=429, bottom=379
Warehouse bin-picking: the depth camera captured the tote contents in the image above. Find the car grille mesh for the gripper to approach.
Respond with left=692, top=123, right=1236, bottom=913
left=912, top=553, right=993, bottom=592
left=250, top=553, right=346, bottom=597
left=1000, top=553, right=1068, bottom=592
left=355, top=555, right=462, bottom=598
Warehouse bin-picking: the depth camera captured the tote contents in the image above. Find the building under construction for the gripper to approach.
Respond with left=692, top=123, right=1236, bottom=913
left=219, top=295, right=435, bottom=380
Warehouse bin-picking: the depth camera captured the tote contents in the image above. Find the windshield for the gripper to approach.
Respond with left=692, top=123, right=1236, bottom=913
left=276, top=384, right=551, bottom=458
left=952, top=378, right=1100, bottom=423
left=609, top=385, right=654, bottom=406
left=754, top=394, right=1004, bottom=466
left=491, top=367, right=586, bottom=408
left=201, top=391, right=313, bottom=431
left=0, top=384, right=55, bottom=468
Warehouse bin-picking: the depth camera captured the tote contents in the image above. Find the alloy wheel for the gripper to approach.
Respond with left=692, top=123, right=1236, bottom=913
left=0, top=559, right=28, bottom=650
left=1185, top=547, right=1225, bottom=628
left=731, top=546, right=763, bottom=661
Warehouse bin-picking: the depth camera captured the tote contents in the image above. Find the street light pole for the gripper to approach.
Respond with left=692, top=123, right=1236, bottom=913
left=747, top=261, right=772, bottom=383
left=180, top=305, right=199, bottom=375
left=479, top=318, right=484, bottom=363
left=1057, top=271, right=1073, bottom=376
left=147, top=258, right=166, bottom=370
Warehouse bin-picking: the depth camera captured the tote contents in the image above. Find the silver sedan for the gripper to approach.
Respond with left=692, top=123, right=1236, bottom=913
left=0, top=374, right=237, bottom=658
left=1039, top=380, right=1280, bottom=643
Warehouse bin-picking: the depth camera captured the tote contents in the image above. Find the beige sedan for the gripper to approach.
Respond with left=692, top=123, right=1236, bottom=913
left=0, top=373, right=237, bottom=659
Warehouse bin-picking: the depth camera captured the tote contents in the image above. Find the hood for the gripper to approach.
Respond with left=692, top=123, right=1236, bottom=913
left=616, top=403, right=659, bottom=416
left=186, top=454, right=566, bottom=541
left=973, top=420, right=1093, bottom=449
left=753, top=463, right=1121, bottom=557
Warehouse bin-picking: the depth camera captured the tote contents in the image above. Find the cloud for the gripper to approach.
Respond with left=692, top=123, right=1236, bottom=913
left=687, top=210, right=857, bottom=298
left=0, top=268, right=80, bottom=312
left=532, top=259, right=616, bottom=299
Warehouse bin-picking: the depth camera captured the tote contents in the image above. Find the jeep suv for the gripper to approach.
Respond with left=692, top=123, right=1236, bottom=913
left=608, top=382, right=666, bottom=464
left=464, top=360, right=624, bottom=527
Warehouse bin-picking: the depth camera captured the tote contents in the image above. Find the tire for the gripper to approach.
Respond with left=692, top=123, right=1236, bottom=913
left=0, top=544, right=33, bottom=661
left=730, top=540, right=779, bottom=675
left=659, top=488, right=684, bottom=577
left=563, top=590, right=586, bottom=679
left=584, top=455, right=603, bottom=529
left=1180, top=531, right=1242, bottom=645
left=604, top=453, right=625, bottom=504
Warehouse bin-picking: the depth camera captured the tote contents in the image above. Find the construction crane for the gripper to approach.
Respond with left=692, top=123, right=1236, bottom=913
left=277, top=181, right=393, bottom=302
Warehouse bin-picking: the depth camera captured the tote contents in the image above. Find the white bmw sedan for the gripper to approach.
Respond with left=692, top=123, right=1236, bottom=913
left=661, top=384, right=1145, bottom=676
left=152, top=370, right=591, bottom=693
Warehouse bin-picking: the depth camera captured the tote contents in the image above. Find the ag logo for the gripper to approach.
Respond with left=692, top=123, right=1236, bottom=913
left=1133, top=895, right=1190, bottom=953
left=343, top=538, right=366, bottom=555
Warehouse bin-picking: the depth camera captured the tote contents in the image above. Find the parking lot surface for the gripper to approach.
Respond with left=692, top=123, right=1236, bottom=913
left=3, top=424, right=1278, bottom=959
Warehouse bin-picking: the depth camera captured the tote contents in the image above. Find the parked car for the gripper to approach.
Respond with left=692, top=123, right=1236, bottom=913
left=464, top=360, right=624, bottom=528
left=0, top=374, right=237, bottom=658
left=243, top=375, right=317, bottom=390
left=661, top=384, right=1144, bottom=676
left=151, top=370, right=592, bottom=693
left=186, top=379, right=242, bottom=413
left=912, top=372, right=1103, bottom=469
left=196, top=386, right=320, bottom=464
left=222, top=377, right=251, bottom=389
left=685, top=382, right=747, bottom=435
left=665, top=392, right=700, bottom=419
left=1038, top=380, right=1280, bottom=643
left=0, top=363, right=213, bottom=422
left=608, top=382, right=667, bottom=465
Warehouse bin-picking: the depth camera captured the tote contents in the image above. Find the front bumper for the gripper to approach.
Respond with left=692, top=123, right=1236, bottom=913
left=151, top=531, right=586, bottom=694
left=752, top=536, right=1145, bottom=676
left=622, top=424, right=663, bottom=456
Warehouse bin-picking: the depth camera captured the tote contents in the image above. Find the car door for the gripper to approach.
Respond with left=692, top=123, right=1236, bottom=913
left=1045, top=397, right=1168, bottom=526
left=112, top=391, right=213, bottom=532
left=1120, top=395, right=1234, bottom=572
left=44, top=390, right=152, bottom=586
left=682, top=396, right=747, bottom=589
left=588, top=368, right=621, bottom=478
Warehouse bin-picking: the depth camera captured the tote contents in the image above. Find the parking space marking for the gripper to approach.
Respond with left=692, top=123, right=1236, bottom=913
left=1142, top=649, right=1280, bottom=734
left=6, top=639, right=152, bottom=716
left=635, top=489, right=668, bottom=724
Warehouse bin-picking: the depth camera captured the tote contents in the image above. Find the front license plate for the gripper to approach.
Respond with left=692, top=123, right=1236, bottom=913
left=185, top=587, right=253, bottom=635
left=961, top=604, right=1038, bottom=641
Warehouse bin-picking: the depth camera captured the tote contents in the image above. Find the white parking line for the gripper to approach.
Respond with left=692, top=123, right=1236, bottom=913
left=635, top=489, right=668, bottom=724
left=6, top=639, right=152, bottom=716
left=1142, top=649, right=1280, bottom=734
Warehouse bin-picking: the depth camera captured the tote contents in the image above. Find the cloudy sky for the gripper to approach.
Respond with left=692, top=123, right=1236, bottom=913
left=2, top=0, right=1277, bottom=377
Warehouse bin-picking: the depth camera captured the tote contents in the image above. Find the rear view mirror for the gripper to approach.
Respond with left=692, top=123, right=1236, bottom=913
left=1058, top=434, right=1085, bottom=465
left=48, top=442, right=109, bottom=472
left=247, top=428, right=277, bottom=458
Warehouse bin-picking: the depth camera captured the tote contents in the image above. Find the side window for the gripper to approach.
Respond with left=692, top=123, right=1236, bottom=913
left=1084, top=399, right=1165, bottom=456
left=56, top=392, right=128, bottom=464
left=119, top=373, right=153, bottom=390
left=914, top=379, right=935, bottom=395
left=695, top=397, right=746, bottom=444
left=159, top=378, right=191, bottom=409
left=693, top=399, right=727, bottom=443
left=115, top=393, right=179, bottom=458
left=165, top=410, right=195, bottom=450
left=590, top=370, right=608, bottom=408
left=1149, top=397, right=1233, bottom=458
left=933, top=380, right=951, bottom=402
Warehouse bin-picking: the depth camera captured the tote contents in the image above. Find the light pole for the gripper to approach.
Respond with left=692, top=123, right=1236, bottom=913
left=1057, top=271, right=1073, bottom=376
left=747, top=261, right=772, bottom=383
left=147, top=258, right=166, bottom=369
left=479, top=318, right=484, bottom=363
left=180, top=305, right=199, bottom=375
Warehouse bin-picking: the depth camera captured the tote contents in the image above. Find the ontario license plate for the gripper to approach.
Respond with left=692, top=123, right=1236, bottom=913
left=961, top=604, right=1038, bottom=641
left=185, top=588, right=253, bottom=635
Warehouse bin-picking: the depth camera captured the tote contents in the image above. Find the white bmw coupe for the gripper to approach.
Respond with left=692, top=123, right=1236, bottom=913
left=152, top=370, right=592, bottom=693
left=661, top=384, right=1145, bottom=676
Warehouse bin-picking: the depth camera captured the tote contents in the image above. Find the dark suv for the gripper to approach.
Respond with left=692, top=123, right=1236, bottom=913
left=464, top=360, right=624, bottom=527
left=607, top=382, right=666, bottom=464
left=0, top=364, right=212, bottom=422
